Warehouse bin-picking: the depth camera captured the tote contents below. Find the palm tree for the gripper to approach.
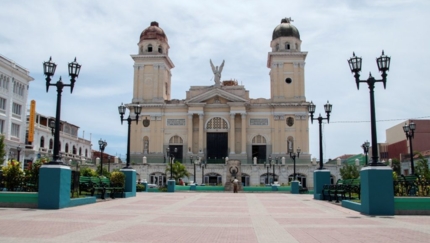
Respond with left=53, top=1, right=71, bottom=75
left=165, top=161, right=190, bottom=183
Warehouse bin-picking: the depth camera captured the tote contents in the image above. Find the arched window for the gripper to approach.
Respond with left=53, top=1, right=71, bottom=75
left=158, top=46, right=162, bottom=53
left=285, top=42, right=290, bottom=50
left=252, top=135, right=266, bottom=144
left=169, top=135, right=183, bottom=144
left=49, top=139, right=53, bottom=149
left=206, top=117, right=228, bottom=130
left=85, top=149, right=88, bottom=157
left=79, top=147, right=82, bottom=156
left=72, top=145, right=76, bottom=155
left=276, top=43, right=279, bottom=51
left=295, top=43, right=298, bottom=50
left=40, top=136, right=45, bottom=148
left=147, top=44, right=153, bottom=52
left=65, top=143, right=69, bottom=153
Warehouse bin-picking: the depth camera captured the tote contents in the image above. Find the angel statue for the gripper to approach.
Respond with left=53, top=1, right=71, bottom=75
left=210, top=59, right=225, bottom=87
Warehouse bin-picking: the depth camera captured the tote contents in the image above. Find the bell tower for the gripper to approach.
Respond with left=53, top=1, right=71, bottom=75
left=131, top=21, right=175, bottom=103
left=267, top=18, right=307, bottom=103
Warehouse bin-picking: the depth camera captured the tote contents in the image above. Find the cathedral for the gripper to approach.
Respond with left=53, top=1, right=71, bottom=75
left=127, top=18, right=323, bottom=188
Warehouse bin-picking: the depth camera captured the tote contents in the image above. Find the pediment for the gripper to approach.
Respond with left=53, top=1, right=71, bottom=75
left=186, top=88, right=248, bottom=104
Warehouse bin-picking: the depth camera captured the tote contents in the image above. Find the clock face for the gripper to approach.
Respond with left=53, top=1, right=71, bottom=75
left=287, top=117, right=294, bottom=127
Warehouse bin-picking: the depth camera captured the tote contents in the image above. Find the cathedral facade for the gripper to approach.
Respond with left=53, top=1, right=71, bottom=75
left=126, top=19, right=326, bottom=188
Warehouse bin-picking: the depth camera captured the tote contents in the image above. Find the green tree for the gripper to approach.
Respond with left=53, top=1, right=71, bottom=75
left=165, top=161, right=190, bottom=183
left=415, top=153, right=430, bottom=179
left=80, top=167, right=98, bottom=177
left=2, top=160, right=24, bottom=191
left=96, top=165, right=111, bottom=178
left=0, top=135, right=6, bottom=168
left=339, top=164, right=359, bottom=179
left=391, top=158, right=401, bottom=175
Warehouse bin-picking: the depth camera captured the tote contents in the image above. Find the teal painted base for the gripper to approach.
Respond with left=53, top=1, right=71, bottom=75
left=167, top=180, right=176, bottom=192
left=342, top=200, right=362, bottom=212
left=38, top=165, right=71, bottom=209
left=69, top=197, right=96, bottom=207
left=142, top=182, right=148, bottom=192
left=190, top=185, right=197, bottom=190
left=313, top=170, right=330, bottom=200
left=271, top=185, right=279, bottom=191
left=291, top=181, right=300, bottom=194
left=120, top=169, right=136, bottom=197
left=361, top=166, right=394, bottom=215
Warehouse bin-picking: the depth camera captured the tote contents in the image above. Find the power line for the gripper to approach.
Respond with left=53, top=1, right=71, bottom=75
left=327, top=116, right=430, bottom=124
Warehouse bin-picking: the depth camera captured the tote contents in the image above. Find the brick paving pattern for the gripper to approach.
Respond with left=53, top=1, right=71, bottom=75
left=0, top=193, right=429, bottom=242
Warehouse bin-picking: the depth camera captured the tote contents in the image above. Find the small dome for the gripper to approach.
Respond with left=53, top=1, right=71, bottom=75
left=272, top=18, right=300, bottom=40
left=139, top=21, right=167, bottom=43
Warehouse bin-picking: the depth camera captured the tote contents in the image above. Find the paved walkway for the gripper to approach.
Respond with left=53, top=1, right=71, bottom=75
left=0, top=192, right=429, bottom=242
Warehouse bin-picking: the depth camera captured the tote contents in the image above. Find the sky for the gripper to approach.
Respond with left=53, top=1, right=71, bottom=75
left=1, top=0, right=429, bottom=161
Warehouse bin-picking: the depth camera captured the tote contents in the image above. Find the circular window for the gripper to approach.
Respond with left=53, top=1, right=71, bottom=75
left=285, top=78, right=292, bottom=84
left=286, top=117, right=294, bottom=127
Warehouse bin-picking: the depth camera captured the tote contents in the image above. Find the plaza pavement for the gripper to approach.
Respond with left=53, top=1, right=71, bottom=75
left=0, top=192, right=429, bottom=243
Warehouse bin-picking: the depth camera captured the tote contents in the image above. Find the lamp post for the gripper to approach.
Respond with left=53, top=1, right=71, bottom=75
left=361, top=141, right=370, bottom=166
left=16, top=145, right=21, bottom=162
left=43, top=57, right=81, bottom=165
left=272, top=156, right=277, bottom=183
left=348, top=51, right=391, bottom=166
left=308, top=101, right=332, bottom=169
left=201, top=158, right=206, bottom=185
left=403, top=121, right=416, bottom=174
left=166, top=147, right=177, bottom=180
left=290, top=148, right=301, bottom=181
left=108, top=156, right=111, bottom=173
left=190, top=156, right=196, bottom=183
left=264, top=161, right=271, bottom=185
left=118, top=103, right=143, bottom=169
left=98, top=139, right=107, bottom=176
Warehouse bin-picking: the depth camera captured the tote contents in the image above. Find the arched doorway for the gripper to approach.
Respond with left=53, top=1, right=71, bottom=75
left=288, top=173, right=307, bottom=188
left=241, top=173, right=250, bottom=186
left=206, top=117, right=228, bottom=164
left=204, top=172, right=222, bottom=186
left=252, top=135, right=267, bottom=164
left=150, top=172, right=166, bottom=186
left=168, top=135, right=183, bottom=163
left=260, top=173, right=277, bottom=185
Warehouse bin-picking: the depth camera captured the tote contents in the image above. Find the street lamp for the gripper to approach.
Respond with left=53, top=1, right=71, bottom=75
left=16, top=145, right=21, bottom=162
left=308, top=101, right=332, bottom=169
left=290, top=148, right=301, bottom=181
left=348, top=51, right=390, bottom=166
left=361, top=141, right=370, bottom=166
left=98, top=139, right=107, bottom=176
left=166, top=147, right=177, bottom=180
left=43, top=57, right=81, bottom=165
left=108, top=156, right=111, bottom=172
left=403, top=121, right=416, bottom=174
left=190, top=156, right=197, bottom=183
left=118, top=103, right=143, bottom=168
left=201, top=158, right=206, bottom=185
left=264, top=160, right=271, bottom=185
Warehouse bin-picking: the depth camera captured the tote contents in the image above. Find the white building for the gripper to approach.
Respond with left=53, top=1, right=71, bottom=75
left=0, top=54, right=33, bottom=167
left=24, top=112, right=92, bottom=165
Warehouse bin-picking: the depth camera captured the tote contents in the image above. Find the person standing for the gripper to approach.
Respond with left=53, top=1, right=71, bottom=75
left=233, top=178, right=238, bottom=193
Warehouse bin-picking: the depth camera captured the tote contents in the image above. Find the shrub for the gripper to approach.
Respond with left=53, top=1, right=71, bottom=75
left=110, top=171, right=125, bottom=187
left=80, top=167, right=97, bottom=177
left=136, top=183, right=146, bottom=192
left=2, top=160, right=24, bottom=191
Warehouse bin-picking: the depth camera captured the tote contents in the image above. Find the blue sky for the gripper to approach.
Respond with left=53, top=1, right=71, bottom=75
left=1, top=0, right=429, bottom=161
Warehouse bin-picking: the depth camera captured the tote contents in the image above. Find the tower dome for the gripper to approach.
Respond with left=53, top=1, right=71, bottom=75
left=139, top=21, right=168, bottom=43
left=272, top=18, right=300, bottom=40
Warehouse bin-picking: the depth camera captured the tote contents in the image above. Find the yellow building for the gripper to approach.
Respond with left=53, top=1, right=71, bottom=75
left=127, top=19, right=317, bottom=187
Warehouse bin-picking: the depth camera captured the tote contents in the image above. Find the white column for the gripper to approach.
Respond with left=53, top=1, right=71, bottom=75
left=198, top=114, right=204, bottom=153
left=241, top=114, right=246, bottom=154
left=229, top=113, right=235, bottom=154
left=188, top=114, right=193, bottom=153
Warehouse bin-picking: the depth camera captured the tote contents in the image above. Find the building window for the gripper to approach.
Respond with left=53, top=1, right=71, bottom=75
left=85, top=149, right=88, bottom=157
left=49, top=139, right=53, bottom=149
left=158, top=46, right=162, bottom=53
left=79, top=147, right=82, bottom=156
left=40, top=136, right=45, bottom=148
left=285, top=78, right=292, bottom=84
left=286, top=117, right=294, bottom=127
left=12, top=103, right=22, bottom=115
left=147, top=44, right=153, bottom=52
left=285, top=43, right=290, bottom=50
left=276, top=43, right=279, bottom=51
left=11, top=123, right=20, bottom=137
left=0, top=119, right=4, bottom=134
left=65, top=143, right=69, bottom=153
left=0, top=97, right=6, bottom=110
